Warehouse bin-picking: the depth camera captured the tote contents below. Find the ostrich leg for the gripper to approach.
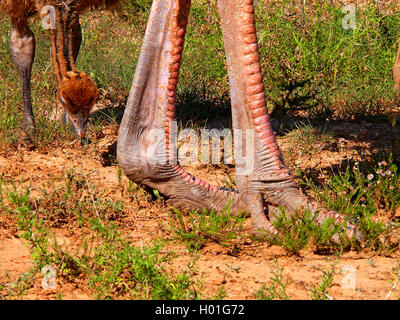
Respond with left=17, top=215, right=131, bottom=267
left=217, top=0, right=361, bottom=239
left=117, top=0, right=360, bottom=239
left=61, top=18, right=83, bottom=126
left=217, top=0, right=303, bottom=234
left=118, top=0, right=248, bottom=217
left=10, top=19, right=36, bottom=137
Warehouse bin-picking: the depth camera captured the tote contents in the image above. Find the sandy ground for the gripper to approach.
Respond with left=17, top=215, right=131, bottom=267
left=0, top=120, right=399, bottom=300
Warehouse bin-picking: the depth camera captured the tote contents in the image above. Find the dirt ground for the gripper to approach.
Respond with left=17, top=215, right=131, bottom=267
left=0, top=116, right=399, bottom=301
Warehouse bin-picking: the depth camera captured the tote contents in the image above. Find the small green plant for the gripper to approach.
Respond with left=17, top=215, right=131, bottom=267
left=3, top=179, right=88, bottom=285
left=385, top=261, right=400, bottom=300
left=268, top=209, right=312, bottom=254
left=88, top=218, right=201, bottom=300
left=301, top=155, right=400, bottom=252
left=268, top=208, right=345, bottom=255
left=255, top=261, right=291, bottom=300
left=0, top=271, right=36, bottom=299
left=166, top=205, right=246, bottom=251
left=7, top=183, right=54, bottom=269
left=213, top=287, right=228, bottom=300
left=37, top=169, right=124, bottom=228
left=311, top=262, right=338, bottom=300
left=1, top=174, right=202, bottom=300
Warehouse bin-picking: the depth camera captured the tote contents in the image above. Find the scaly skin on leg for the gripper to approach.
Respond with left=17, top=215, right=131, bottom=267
left=117, top=0, right=361, bottom=240
left=218, top=0, right=296, bottom=235
left=118, top=0, right=247, bottom=214
left=10, top=19, right=36, bottom=137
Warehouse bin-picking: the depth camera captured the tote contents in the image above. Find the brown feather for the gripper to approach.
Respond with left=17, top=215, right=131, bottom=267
left=60, top=71, right=99, bottom=112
